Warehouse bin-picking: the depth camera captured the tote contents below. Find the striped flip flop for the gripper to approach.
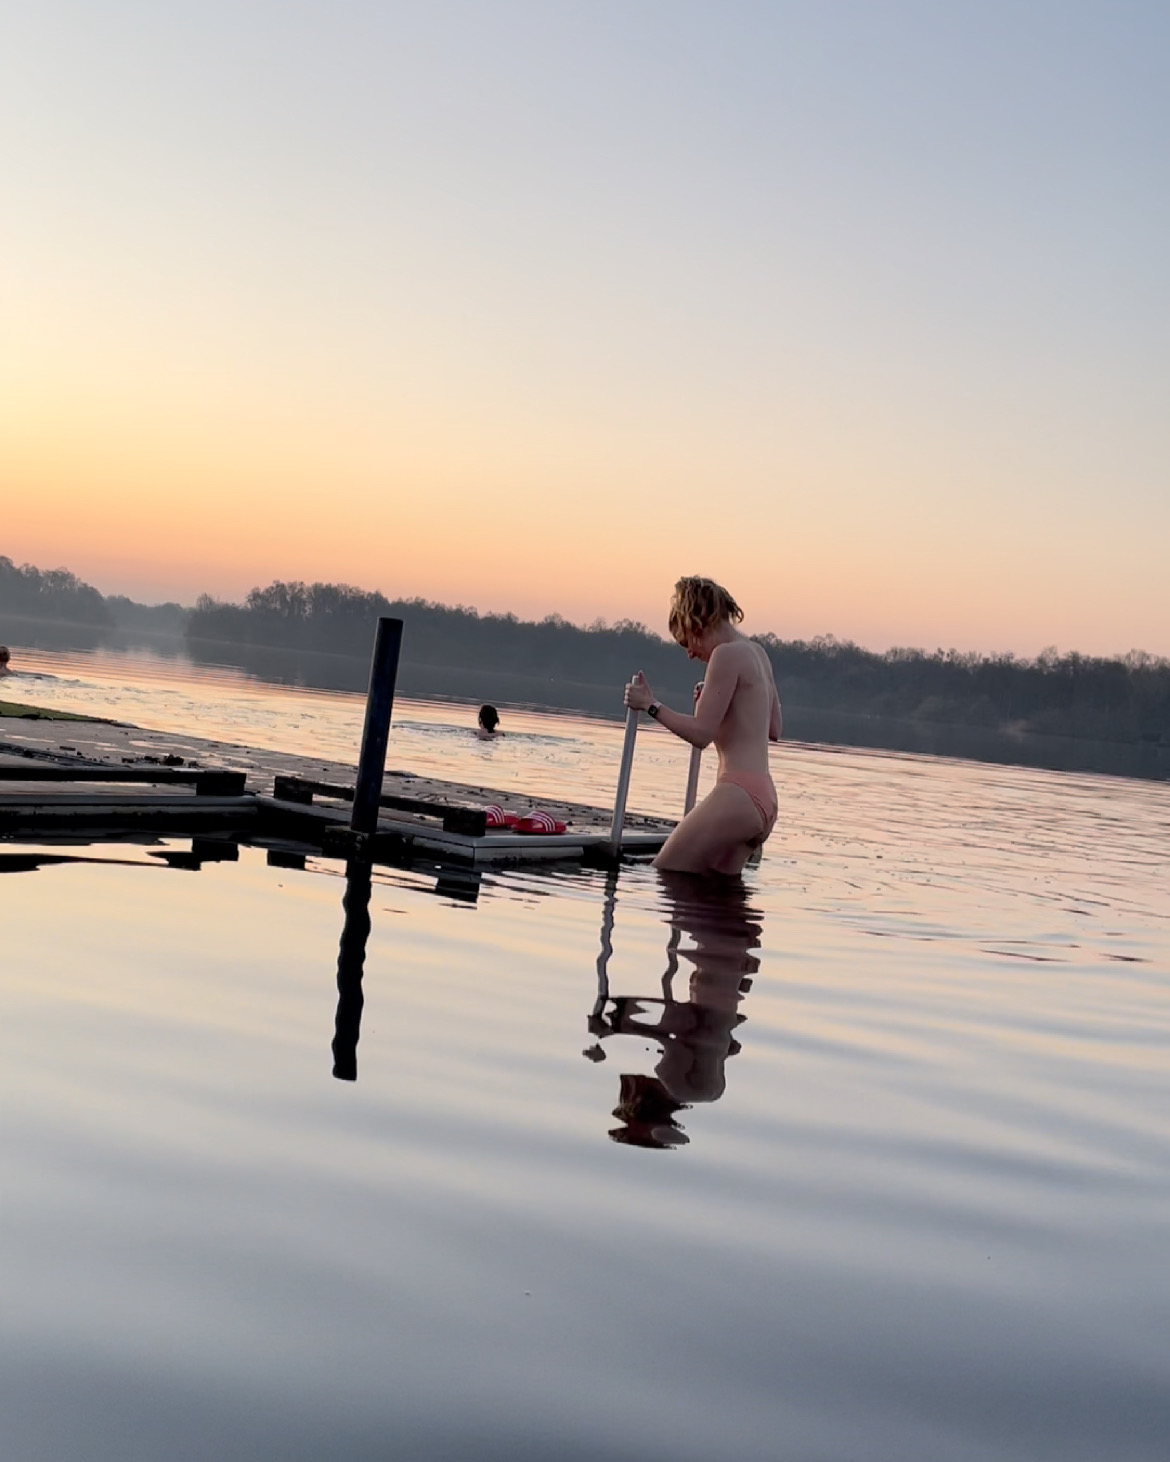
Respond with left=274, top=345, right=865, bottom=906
left=514, top=810, right=568, bottom=835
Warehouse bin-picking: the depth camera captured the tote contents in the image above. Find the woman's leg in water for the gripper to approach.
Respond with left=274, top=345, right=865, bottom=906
left=654, top=781, right=762, bottom=877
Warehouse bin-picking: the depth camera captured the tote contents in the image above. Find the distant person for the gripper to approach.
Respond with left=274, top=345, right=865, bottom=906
left=0, top=645, right=9, bottom=675
left=476, top=703, right=501, bottom=739
left=624, top=576, right=782, bottom=876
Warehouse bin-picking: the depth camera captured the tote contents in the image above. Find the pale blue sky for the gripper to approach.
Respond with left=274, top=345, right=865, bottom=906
left=2, top=2, right=1167, bottom=653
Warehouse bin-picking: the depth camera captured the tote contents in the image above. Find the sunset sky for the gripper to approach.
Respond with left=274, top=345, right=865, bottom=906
left=2, top=2, right=1167, bottom=655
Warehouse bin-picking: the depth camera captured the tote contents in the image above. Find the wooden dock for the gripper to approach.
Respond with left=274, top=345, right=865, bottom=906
left=261, top=773, right=667, bottom=864
left=0, top=760, right=671, bottom=866
left=0, top=762, right=256, bottom=834
left=0, top=623, right=679, bottom=866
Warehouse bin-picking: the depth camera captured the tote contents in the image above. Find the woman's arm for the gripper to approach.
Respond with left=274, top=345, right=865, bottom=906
left=624, top=646, right=738, bottom=749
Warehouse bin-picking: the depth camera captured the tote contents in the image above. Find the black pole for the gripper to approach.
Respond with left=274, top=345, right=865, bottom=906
left=350, top=617, right=403, bottom=840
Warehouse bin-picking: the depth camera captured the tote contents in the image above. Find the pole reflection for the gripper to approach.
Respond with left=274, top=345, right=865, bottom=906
left=332, top=857, right=372, bottom=1081
left=329, top=854, right=484, bottom=1081
left=587, top=872, right=763, bottom=1148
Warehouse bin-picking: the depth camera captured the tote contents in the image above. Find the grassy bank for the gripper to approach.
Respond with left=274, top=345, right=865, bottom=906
left=0, top=698, right=104, bottom=722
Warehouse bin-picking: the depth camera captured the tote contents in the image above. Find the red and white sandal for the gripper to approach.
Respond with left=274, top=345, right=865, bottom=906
left=514, top=810, right=568, bottom=835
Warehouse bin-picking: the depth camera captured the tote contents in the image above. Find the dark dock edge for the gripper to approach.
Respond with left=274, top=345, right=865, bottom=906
left=0, top=768, right=669, bottom=866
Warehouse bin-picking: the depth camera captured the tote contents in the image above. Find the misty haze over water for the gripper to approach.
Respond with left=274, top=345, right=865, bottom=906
left=3, top=555, right=1169, bottom=782
left=2, top=631, right=1168, bottom=787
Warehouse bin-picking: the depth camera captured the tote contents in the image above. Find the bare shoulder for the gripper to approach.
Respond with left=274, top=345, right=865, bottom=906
left=712, top=638, right=772, bottom=677
left=707, top=641, right=753, bottom=675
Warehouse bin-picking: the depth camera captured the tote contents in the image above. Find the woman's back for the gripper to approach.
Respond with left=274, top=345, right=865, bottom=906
left=710, top=639, right=776, bottom=776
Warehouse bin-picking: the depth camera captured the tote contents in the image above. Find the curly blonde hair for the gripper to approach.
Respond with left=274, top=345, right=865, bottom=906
left=667, top=576, right=744, bottom=646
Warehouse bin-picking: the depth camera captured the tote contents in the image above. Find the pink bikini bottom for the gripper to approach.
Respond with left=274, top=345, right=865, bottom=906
left=718, top=770, right=778, bottom=845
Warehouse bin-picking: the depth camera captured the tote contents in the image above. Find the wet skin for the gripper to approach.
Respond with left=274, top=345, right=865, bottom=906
left=625, top=622, right=782, bottom=875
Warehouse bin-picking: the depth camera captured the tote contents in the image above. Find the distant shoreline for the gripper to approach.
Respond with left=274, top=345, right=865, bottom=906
left=2, top=638, right=1168, bottom=788
left=6, top=554, right=1170, bottom=759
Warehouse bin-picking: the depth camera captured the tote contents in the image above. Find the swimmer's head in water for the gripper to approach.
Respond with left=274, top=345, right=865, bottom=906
left=477, top=703, right=499, bottom=732
left=667, top=576, right=743, bottom=652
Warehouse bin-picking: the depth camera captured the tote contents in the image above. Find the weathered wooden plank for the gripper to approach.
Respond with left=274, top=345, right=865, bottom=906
left=254, top=794, right=666, bottom=866
left=0, top=765, right=247, bottom=796
left=0, top=795, right=258, bottom=832
left=272, top=774, right=487, bottom=837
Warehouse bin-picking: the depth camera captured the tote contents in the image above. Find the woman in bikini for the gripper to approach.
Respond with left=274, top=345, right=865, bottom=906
left=624, top=577, right=782, bottom=876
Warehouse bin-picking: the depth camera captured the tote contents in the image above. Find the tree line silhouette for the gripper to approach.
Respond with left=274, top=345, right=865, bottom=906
left=4, top=557, right=1168, bottom=747
left=186, top=579, right=1170, bottom=745
left=0, top=555, right=112, bottom=627
left=189, top=580, right=687, bottom=689
left=756, top=634, right=1169, bottom=744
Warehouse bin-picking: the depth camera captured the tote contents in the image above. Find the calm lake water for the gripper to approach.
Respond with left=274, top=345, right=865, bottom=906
left=2, top=645, right=1169, bottom=1460
left=1, top=643, right=713, bottom=816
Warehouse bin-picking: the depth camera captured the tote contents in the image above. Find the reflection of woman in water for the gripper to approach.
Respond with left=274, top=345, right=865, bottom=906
left=476, top=704, right=500, bottom=739
left=624, top=576, right=782, bottom=876
left=588, top=873, right=763, bottom=1148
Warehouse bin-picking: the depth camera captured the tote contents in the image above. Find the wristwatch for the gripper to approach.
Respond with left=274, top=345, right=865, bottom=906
left=647, top=701, right=662, bottom=720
